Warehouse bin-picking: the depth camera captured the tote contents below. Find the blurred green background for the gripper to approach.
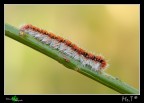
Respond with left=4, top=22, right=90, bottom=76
left=5, top=4, right=139, bottom=94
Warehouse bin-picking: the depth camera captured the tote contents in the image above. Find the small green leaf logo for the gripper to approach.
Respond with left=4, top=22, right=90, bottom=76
left=11, top=95, right=18, bottom=103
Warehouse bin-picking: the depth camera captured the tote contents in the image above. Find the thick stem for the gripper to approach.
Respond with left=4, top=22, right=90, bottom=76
left=5, top=23, right=139, bottom=94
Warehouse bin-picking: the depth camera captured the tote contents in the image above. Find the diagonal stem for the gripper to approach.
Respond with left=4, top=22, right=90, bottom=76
left=5, top=23, right=139, bottom=94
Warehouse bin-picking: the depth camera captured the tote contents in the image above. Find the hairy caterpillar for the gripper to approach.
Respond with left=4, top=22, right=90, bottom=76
left=20, top=24, right=108, bottom=71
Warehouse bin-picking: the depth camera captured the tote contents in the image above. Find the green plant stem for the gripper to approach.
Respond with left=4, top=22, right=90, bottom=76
left=5, top=23, right=139, bottom=94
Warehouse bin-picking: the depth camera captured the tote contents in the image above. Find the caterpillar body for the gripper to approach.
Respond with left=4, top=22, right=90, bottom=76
left=20, top=24, right=108, bottom=71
